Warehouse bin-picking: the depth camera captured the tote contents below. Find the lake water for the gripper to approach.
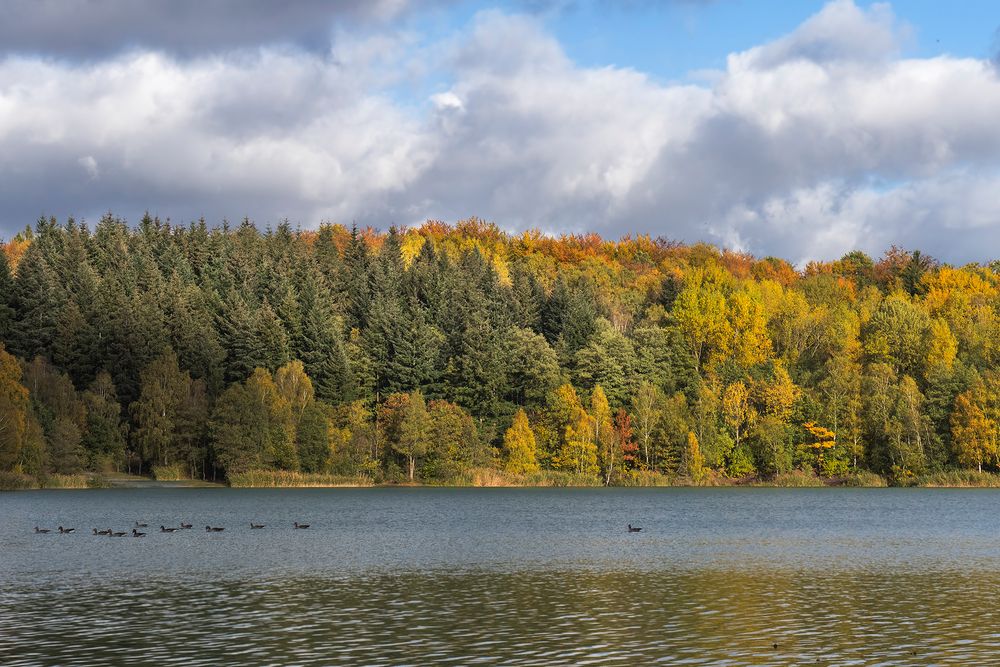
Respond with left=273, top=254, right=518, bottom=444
left=3, top=487, right=1000, bottom=665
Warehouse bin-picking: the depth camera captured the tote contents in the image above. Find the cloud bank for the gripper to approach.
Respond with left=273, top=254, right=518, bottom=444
left=1, top=0, right=1000, bottom=263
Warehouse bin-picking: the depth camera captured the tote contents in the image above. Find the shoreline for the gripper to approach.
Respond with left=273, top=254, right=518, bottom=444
left=7, top=471, right=1000, bottom=490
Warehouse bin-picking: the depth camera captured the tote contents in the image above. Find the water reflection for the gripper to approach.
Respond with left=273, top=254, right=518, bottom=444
left=4, top=487, right=999, bottom=665
left=1, top=568, right=995, bottom=666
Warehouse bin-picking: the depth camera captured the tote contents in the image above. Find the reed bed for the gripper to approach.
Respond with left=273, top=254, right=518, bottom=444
left=917, top=470, right=1000, bottom=488
left=228, top=470, right=373, bottom=488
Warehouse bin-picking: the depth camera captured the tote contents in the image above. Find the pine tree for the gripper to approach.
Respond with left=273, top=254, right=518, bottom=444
left=0, top=250, right=16, bottom=347
left=297, top=401, right=332, bottom=473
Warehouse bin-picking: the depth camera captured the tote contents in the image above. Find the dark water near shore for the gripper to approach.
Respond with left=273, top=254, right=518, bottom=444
left=3, top=488, right=1000, bottom=665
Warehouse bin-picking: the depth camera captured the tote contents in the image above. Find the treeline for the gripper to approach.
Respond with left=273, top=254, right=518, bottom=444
left=0, top=215, right=998, bottom=486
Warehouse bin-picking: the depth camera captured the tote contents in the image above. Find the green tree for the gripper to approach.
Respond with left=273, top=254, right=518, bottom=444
left=297, top=401, right=333, bottom=473
left=396, top=390, right=431, bottom=481
left=631, top=381, right=663, bottom=469
left=130, top=349, right=192, bottom=470
left=80, top=371, right=126, bottom=471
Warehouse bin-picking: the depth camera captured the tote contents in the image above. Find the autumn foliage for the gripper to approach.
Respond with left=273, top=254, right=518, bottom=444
left=1, top=214, right=1000, bottom=485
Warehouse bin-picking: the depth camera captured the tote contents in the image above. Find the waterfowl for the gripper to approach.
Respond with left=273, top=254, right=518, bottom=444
left=132, top=529, right=146, bottom=537
left=110, top=530, right=126, bottom=537
left=135, top=521, right=148, bottom=528
left=160, top=525, right=178, bottom=533
left=293, top=522, right=310, bottom=529
left=627, top=524, right=642, bottom=532
left=179, top=522, right=192, bottom=529
left=250, top=523, right=265, bottom=529
left=58, top=526, right=75, bottom=534
left=34, top=527, right=51, bottom=533
left=94, top=528, right=111, bottom=535
left=206, top=525, right=224, bottom=532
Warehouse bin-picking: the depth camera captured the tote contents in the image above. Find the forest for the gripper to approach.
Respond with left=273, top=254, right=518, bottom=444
left=1, top=214, right=998, bottom=488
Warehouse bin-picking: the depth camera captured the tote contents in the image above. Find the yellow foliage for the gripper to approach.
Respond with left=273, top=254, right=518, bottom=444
left=503, top=409, right=540, bottom=475
left=926, top=318, right=958, bottom=370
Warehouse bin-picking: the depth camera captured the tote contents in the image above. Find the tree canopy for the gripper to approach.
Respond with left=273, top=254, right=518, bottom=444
left=2, top=215, right=1000, bottom=485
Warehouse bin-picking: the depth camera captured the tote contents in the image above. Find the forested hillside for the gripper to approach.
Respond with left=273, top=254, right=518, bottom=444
left=0, top=214, right=996, bottom=486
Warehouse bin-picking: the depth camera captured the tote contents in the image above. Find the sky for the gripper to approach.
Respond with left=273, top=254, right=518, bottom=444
left=1, top=0, right=999, bottom=264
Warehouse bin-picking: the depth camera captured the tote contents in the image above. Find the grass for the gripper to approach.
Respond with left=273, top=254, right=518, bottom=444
left=754, top=469, right=827, bottom=487
left=838, top=470, right=888, bottom=487
left=916, top=469, right=1000, bottom=488
left=0, top=471, right=37, bottom=491
left=152, top=464, right=187, bottom=481
left=451, top=467, right=604, bottom=487
left=228, top=470, right=373, bottom=488
left=614, top=470, right=675, bottom=487
left=39, top=474, right=92, bottom=489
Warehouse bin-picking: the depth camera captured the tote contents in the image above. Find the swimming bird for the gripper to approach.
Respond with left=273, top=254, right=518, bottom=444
left=132, top=529, right=146, bottom=537
left=250, top=523, right=265, bottom=529
left=205, top=525, right=224, bottom=532
left=160, top=525, right=178, bottom=533
left=293, top=522, right=310, bottom=529
left=58, top=526, right=75, bottom=534
left=34, top=526, right=51, bottom=533
left=179, top=522, right=192, bottom=529
left=627, top=524, right=642, bottom=532
left=94, top=528, right=111, bottom=535
left=135, top=521, right=148, bottom=528
left=110, top=530, right=126, bottom=537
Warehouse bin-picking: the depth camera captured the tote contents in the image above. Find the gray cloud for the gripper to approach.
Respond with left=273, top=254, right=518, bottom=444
left=2, top=0, right=1000, bottom=264
left=0, top=0, right=423, bottom=58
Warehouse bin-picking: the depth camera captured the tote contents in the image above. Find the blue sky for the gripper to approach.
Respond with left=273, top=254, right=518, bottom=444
left=1, top=0, right=1000, bottom=263
left=409, top=1, right=1000, bottom=82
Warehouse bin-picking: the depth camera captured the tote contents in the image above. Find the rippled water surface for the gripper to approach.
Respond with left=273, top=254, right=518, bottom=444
left=3, top=487, right=1000, bottom=665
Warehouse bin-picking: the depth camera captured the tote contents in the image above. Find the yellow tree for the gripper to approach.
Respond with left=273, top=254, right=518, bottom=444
left=951, top=389, right=997, bottom=473
left=925, top=318, right=958, bottom=372
left=757, top=361, right=799, bottom=422
left=0, top=345, right=29, bottom=471
left=245, top=368, right=297, bottom=470
left=274, top=360, right=314, bottom=421
left=722, top=381, right=756, bottom=452
left=502, top=408, right=539, bottom=475
left=683, top=431, right=706, bottom=484
left=555, top=406, right=599, bottom=477
left=803, top=421, right=841, bottom=475
left=590, top=385, right=615, bottom=484
left=672, top=267, right=730, bottom=372
left=728, top=288, right=772, bottom=367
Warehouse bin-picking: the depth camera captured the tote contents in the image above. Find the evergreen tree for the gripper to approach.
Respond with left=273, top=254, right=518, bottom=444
left=0, top=250, right=16, bottom=347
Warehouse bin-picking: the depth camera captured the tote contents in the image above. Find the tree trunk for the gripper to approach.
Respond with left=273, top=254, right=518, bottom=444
left=408, top=456, right=415, bottom=481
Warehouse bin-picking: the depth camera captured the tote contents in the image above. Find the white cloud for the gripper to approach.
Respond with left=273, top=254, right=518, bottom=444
left=77, top=156, right=99, bottom=179
left=1, top=1, right=1000, bottom=263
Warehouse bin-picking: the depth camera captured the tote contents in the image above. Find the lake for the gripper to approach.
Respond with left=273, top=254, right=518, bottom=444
left=2, top=487, right=1000, bottom=665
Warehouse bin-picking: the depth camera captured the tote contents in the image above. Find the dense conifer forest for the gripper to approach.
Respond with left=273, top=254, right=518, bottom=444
left=0, top=214, right=997, bottom=487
